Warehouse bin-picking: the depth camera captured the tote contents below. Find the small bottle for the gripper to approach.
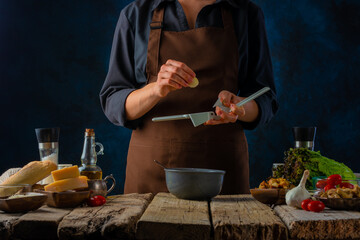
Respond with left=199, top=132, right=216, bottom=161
left=79, top=129, right=104, bottom=180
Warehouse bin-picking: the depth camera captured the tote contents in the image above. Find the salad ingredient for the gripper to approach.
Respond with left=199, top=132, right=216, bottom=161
left=316, top=179, right=327, bottom=189
left=324, top=185, right=336, bottom=192
left=286, top=170, right=311, bottom=208
left=276, top=148, right=355, bottom=188
left=339, top=182, right=354, bottom=189
left=327, top=174, right=342, bottom=186
left=301, top=199, right=313, bottom=211
left=87, top=195, right=106, bottom=207
left=307, top=200, right=325, bottom=212
left=259, top=178, right=293, bottom=189
left=319, top=185, right=360, bottom=198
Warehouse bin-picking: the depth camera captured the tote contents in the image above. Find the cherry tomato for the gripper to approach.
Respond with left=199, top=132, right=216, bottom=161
left=87, top=195, right=106, bottom=207
left=307, top=200, right=325, bottom=212
left=301, top=199, right=313, bottom=211
left=339, top=182, right=354, bottom=189
left=315, top=179, right=328, bottom=189
left=324, top=184, right=336, bottom=192
left=327, top=174, right=342, bottom=185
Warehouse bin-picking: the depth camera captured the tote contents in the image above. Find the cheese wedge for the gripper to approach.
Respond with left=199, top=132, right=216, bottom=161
left=44, top=176, right=88, bottom=192
left=51, top=165, right=80, bottom=181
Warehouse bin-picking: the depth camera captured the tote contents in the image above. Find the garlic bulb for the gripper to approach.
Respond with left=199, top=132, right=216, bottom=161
left=285, top=170, right=310, bottom=208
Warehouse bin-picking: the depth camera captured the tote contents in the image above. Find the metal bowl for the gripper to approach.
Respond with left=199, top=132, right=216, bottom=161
left=164, top=168, right=225, bottom=201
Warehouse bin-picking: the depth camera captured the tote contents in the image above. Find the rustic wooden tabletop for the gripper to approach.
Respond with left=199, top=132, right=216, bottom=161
left=1, top=193, right=359, bottom=240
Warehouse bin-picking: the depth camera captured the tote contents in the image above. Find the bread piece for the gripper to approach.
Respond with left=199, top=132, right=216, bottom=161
left=0, top=160, right=57, bottom=197
left=0, top=168, right=21, bottom=184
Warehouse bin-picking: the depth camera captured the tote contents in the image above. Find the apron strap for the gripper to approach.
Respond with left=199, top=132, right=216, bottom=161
left=146, top=5, right=234, bottom=81
left=221, top=6, right=234, bottom=31
left=146, top=7, right=165, bottom=82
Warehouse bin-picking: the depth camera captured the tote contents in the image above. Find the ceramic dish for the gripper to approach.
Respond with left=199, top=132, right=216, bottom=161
left=0, top=192, right=47, bottom=213
left=316, top=197, right=360, bottom=211
left=164, top=168, right=225, bottom=200
left=250, top=188, right=288, bottom=205
left=36, top=190, right=90, bottom=208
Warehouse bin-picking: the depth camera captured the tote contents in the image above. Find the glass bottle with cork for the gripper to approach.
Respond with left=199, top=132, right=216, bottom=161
left=79, top=129, right=104, bottom=179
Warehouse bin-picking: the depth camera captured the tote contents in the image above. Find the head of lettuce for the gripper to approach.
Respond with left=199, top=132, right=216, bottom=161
left=274, top=148, right=356, bottom=188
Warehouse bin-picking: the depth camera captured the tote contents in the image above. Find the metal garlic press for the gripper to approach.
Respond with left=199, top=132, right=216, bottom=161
left=213, top=87, right=270, bottom=113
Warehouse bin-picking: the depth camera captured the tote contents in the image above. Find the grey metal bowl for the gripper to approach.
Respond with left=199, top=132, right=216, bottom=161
left=164, top=168, right=225, bottom=201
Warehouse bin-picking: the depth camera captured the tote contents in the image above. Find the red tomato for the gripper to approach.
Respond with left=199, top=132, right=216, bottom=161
left=308, top=201, right=325, bottom=212
left=315, top=179, right=328, bottom=189
left=301, top=199, right=313, bottom=211
left=339, top=182, right=354, bottom=189
left=327, top=174, right=342, bottom=185
left=87, top=195, right=106, bottom=207
left=324, top=184, right=336, bottom=192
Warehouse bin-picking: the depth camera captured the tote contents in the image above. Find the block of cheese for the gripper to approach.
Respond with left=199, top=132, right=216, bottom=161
left=51, top=165, right=80, bottom=181
left=0, top=160, right=57, bottom=197
left=44, top=176, right=88, bottom=192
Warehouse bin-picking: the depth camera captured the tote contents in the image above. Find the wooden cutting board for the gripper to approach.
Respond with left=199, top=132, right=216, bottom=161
left=274, top=205, right=360, bottom=239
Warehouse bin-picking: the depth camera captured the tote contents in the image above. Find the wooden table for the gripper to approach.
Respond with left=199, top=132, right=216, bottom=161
left=1, top=193, right=359, bottom=240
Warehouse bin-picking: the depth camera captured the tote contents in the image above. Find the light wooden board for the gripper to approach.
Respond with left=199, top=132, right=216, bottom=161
left=211, top=195, right=288, bottom=240
left=0, top=211, right=23, bottom=240
left=136, top=192, right=211, bottom=240
left=274, top=205, right=360, bottom=239
left=58, top=193, right=153, bottom=240
left=12, top=205, right=72, bottom=240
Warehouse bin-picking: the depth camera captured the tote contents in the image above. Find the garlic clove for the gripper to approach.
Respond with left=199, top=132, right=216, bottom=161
left=285, top=170, right=311, bottom=208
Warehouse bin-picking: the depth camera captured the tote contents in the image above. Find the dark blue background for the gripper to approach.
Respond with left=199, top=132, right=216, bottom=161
left=1, top=0, right=359, bottom=194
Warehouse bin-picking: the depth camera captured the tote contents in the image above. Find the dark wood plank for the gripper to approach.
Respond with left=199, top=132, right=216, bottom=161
left=211, top=195, right=288, bottom=240
left=136, top=193, right=211, bottom=240
left=0, top=211, right=23, bottom=240
left=12, top=206, right=72, bottom=240
left=58, top=193, right=153, bottom=240
left=274, top=205, right=360, bottom=239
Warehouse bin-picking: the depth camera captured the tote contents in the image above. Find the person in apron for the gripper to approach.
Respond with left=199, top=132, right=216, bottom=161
left=100, top=0, right=278, bottom=194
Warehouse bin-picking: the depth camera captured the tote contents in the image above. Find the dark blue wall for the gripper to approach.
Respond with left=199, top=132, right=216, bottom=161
left=1, top=0, right=359, bottom=194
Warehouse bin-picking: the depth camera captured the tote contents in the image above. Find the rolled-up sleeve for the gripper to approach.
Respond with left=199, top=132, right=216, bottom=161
left=240, top=5, right=279, bottom=130
left=100, top=10, right=141, bottom=129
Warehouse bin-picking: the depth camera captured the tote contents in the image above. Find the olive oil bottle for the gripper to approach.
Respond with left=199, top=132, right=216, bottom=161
left=79, top=129, right=104, bottom=180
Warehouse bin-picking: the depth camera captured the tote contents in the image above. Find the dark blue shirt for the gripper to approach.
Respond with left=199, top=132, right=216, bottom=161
left=100, top=0, right=278, bottom=130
